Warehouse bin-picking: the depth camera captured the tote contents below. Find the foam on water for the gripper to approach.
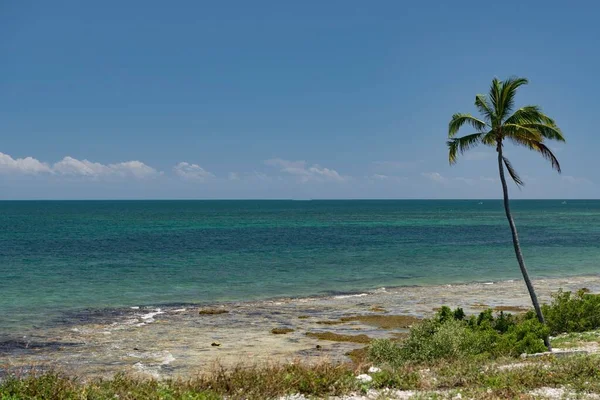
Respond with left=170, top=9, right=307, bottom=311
left=333, top=293, right=369, bottom=299
left=139, top=309, right=164, bottom=323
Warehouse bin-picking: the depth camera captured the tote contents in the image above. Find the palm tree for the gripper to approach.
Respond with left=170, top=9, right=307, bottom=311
left=447, top=77, right=565, bottom=351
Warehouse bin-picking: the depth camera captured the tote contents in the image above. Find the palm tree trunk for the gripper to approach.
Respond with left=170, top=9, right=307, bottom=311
left=497, top=144, right=552, bottom=351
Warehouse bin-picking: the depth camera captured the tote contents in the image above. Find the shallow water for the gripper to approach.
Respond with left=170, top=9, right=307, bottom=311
left=2, top=200, right=600, bottom=340
left=2, top=275, right=599, bottom=379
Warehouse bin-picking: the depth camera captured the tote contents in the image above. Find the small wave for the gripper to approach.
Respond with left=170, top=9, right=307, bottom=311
left=140, top=308, right=164, bottom=323
left=133, top=362, right=160, bottom=379
left=333, top=293, right=369, bottom=299
left=161, top=352, right=176, bottom=365
left=483, top=282, right=494, bottom=285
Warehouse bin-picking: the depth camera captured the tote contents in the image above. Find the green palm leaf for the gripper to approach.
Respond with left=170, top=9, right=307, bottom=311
left=448, top=114, right=487, bottom=137
left=503, top=124, right=544, bottom=142
left=499, top=77, right=529, bottom=120
left=502, top=156, right=524, bottom=186
left=522, top=123, right=565, bottom=142
left=505, top=106, right=553, bottom=125
left=489, top=78, right=502, bottom=124
left=475, top=94, right=494, bottom=122
left=447, top=132, right=486, bottom=164
left=509, top=137, right=562, bottom=173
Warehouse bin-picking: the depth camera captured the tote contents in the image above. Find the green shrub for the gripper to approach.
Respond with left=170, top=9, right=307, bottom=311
left=542, top=289, right=600, bottom=335
left=368, top=307, right=549, bottom=367
left=494, top=318, right=549, bottom=356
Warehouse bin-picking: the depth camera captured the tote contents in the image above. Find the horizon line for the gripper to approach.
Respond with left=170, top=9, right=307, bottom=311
left=0, top=198, right=596, bottom=202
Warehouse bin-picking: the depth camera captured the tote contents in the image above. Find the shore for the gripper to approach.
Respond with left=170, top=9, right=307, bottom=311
left=2, top=274, right=600, bottom=380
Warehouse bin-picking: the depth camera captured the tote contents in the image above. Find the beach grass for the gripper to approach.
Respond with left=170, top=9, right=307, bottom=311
left=3, top=355, right=600, bottom=399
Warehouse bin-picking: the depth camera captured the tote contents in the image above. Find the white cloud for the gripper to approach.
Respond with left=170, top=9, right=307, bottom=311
left=111, top=161, right=159, bottom=179
left=53, top=157, right=111, bottom=176
left=173, top=162, right=214, bottom=181
left=228, top=172, right=240, bottom=181
left=372, top=174, right=388, bottom=180
left=53, top=157, right=159, bottom=179
left=0, top=152, right=52, bottom=174
left=0, top=152, right=159, bottom=179
left=265, top=158, right=347, bottom=183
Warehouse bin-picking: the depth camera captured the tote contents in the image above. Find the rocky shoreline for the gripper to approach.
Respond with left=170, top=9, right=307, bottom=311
left=2, top=274, right=600, bottom=380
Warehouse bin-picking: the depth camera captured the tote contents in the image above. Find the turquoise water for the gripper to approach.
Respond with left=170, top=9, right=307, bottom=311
left=1, top=200, right=600, bottom=338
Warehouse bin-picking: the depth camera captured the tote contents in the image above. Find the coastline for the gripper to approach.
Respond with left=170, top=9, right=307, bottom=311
left=2, top=273, right=600, bottom=380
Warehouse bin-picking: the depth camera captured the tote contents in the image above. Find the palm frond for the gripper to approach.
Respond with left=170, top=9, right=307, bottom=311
left=474, top=94, right=494, bottom=122
left=489, top=78, right=502, bottom=124
left=509, top=137, right=562, bottom=173
left=504, top=106, right=554, bottom=125
left=498, top=77, right=529, bottom=120
left=447, top=132, right=485, bottom=164
left=522, top=123, right=565, bottom=142
left=482, top=131, right=498, bottom=145
left=503, top=156, right=524, bottom=186
left=448, top=113, right=487, bottom=137
left=503, top=124, right=543, bottom=142
left=534, top=141, right=562, bottom=172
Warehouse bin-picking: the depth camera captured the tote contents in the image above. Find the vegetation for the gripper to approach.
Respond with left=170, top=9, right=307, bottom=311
left=0, top=363, right=357, bottom=400
left=543, top=289, right=600, bottom=334
left=368, top=307, right=548, bottom=367
left=3, top=356, right=600, bottom=399
left=447, top=77, right=566, bottom=350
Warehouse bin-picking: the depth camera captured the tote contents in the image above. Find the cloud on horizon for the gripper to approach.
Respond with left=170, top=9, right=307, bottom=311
left=1, top=151, right=595, bottom=200
left=264, top=158, right=347, bottom=183
left=173, top=162, right=215, bottom=181
left=0, top=152, right=160, bottom=179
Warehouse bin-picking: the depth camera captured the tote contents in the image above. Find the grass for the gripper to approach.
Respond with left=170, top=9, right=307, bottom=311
left=0, top=362, right=358, bottom=400
left=3, top=355, right=600, bottom=399
left=551, top=329, right=600, bottom=348
left=305, top=331, right=372, bottom=343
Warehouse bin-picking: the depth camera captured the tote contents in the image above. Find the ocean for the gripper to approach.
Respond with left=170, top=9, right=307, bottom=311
left=1, top=200, right=599, bottom=341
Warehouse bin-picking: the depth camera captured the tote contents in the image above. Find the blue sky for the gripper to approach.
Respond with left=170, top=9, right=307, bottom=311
left=1, top=0, right=598, bottom=199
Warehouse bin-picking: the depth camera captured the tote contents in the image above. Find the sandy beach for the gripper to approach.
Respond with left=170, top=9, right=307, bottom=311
left=2, top=274, right=599, bottom=380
